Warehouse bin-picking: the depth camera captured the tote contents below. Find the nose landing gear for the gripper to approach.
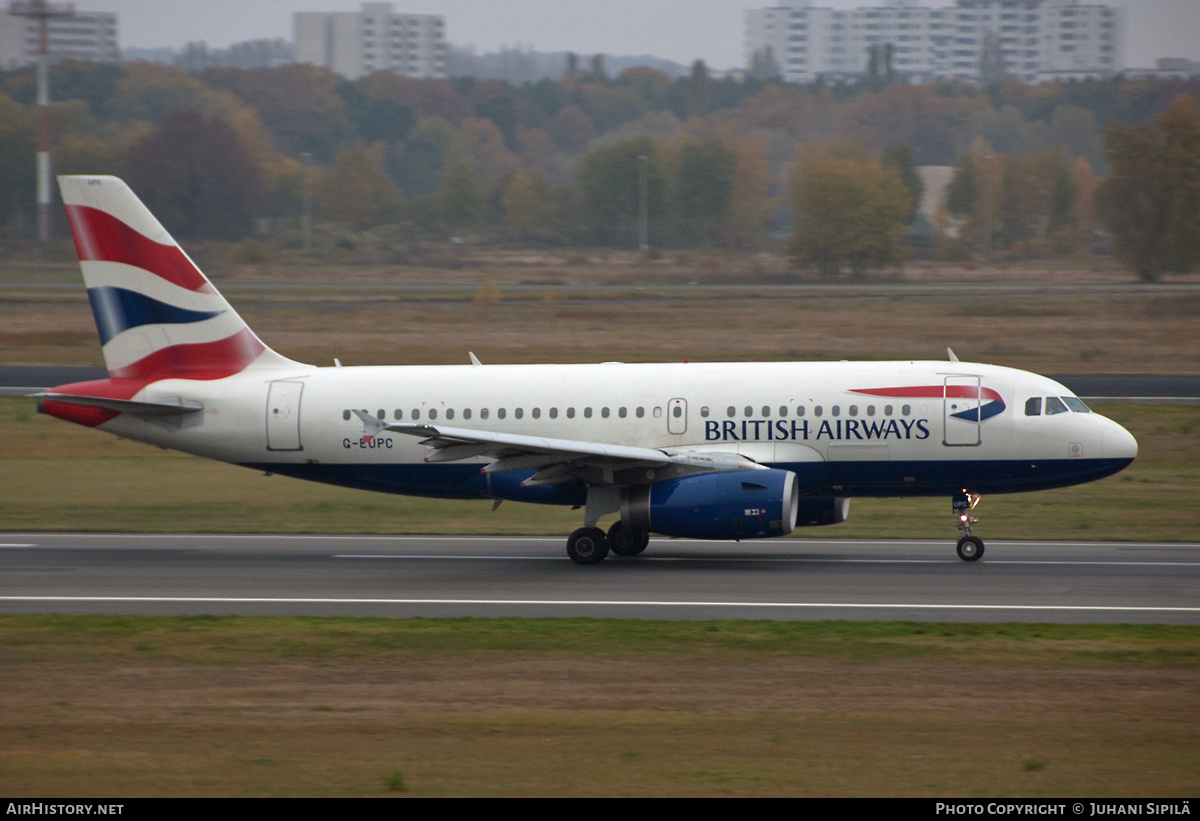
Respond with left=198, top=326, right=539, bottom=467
left=953, top=490, right=984, bottom=561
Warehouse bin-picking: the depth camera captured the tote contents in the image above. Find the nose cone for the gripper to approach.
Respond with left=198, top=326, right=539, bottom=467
left=1102, top=417, right=1139, bottom=462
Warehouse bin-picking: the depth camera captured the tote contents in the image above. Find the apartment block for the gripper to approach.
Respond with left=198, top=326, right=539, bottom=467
left=746, top=0, right=1124, bottom=85
left=294, top=2, right=446, bottom=80
left=0, top=5, right=118, bottom=70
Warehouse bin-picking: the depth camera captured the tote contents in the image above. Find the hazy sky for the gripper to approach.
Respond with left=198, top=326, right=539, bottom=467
left=108, top=0, right=1200, bottom=70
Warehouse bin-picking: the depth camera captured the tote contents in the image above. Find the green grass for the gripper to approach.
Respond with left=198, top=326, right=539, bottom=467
left=1, top=397, right=1196, bottom=541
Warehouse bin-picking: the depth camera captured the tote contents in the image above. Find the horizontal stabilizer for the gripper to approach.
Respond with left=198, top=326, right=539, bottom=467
left=33, top=392, right=203, bottom=417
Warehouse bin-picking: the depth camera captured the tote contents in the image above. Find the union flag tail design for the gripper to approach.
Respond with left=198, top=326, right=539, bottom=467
left=58, top=175, right=298, bottom=381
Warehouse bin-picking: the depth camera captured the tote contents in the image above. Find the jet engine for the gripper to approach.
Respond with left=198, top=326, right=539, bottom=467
left=620, top=469, right=807, bottom=540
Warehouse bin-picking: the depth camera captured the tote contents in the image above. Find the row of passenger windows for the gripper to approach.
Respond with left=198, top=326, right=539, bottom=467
left=341, top=402, right=915, bottom=422
left=702, top=404, right=911, bottom=418
left=1025, top=396, right=1092, bottom=416
left=343, top=406, right=663, bottom=422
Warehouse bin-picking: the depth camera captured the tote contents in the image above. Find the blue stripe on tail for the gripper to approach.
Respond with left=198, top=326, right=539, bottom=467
left=87, top=286, right=224, bottom=345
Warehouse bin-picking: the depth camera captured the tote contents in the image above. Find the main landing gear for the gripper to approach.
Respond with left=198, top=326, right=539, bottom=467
left=952, top=489, right=984, bottom=561
left=565, top=522, right=650, bottom=565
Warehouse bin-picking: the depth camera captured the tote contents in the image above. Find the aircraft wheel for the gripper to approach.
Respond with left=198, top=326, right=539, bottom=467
left=956, top=535, right=985, bottom=562
left=567, top=527, right=610, bottom=565
left=608, top=521, right=649, bottom=556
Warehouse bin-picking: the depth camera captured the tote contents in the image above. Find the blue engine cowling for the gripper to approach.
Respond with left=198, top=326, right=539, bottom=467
left=620, top=469, right=805, bottom=540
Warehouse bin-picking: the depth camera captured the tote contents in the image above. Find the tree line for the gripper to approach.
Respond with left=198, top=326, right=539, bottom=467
left=0, top=60, right=1197, bottom=279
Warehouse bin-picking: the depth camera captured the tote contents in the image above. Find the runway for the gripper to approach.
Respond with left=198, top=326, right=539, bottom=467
left=2, top=533, right=1197, bottom=624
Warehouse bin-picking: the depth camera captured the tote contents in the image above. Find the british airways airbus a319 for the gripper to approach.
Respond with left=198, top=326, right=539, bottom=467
left=35, top=176, right=1138, bottom=564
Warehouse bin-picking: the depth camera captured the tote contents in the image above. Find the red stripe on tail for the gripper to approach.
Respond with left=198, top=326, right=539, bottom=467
left=64, top=204, right=216, bottom=293
left=107, top=328, right=266, bottom=380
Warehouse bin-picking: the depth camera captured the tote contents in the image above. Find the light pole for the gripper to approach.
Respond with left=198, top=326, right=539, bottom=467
left=637, top=154, right=648, bottom=252
left=300, top=152, right=312, bottom=253
left=10, top=0, right=74, bottom=245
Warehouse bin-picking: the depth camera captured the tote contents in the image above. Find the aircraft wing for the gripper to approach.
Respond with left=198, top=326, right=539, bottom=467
left=352, top=411, right=763, bottom=486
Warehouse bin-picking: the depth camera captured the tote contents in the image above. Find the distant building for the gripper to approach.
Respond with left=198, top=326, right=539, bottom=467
left=1125, top=57, right=1200, bottom=81
left=745, top=0, right=1124, bottom=85
left=178, top=38, right=293, bottom=72
left=0, top=5, right=119, bottom=70
left=294, top=2, right=446, bottom=80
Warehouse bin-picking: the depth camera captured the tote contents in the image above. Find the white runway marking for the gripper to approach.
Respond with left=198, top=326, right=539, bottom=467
left=333, top=553, right=1200, bottom=567
left=1, top=596, right=1197, bottom=614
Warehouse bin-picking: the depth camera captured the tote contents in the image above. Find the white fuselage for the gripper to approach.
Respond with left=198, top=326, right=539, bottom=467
left=92, top=359, right=1138, bottom=504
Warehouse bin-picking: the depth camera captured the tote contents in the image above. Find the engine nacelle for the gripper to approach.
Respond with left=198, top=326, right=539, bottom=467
left=621, top=469, right=801, bottom=540
left=794, top=496, right=850, bottom=527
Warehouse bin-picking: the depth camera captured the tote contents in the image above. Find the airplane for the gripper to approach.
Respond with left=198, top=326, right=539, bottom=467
left=34, top=175, right=1138, bottom=564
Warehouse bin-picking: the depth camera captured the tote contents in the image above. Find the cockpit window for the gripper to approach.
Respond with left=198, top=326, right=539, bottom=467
left=1044, top=396, right=1068, bottom=415
left=1025, top=397, right=1041, bottom=416
left=1062, top=396, right=1091, bottom=413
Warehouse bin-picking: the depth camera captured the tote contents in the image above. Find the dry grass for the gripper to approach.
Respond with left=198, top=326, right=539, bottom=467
left=1, top=618, right=1197, bottom=796
left=3, top=256, right=1199, bottom=372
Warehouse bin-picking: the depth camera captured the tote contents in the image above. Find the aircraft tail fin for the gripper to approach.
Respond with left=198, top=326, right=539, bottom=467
left=58, top=175, right=301, bottom=381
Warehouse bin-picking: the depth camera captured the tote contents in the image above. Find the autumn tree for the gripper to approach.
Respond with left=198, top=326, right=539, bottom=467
left=577, top=136, right=666, bottom=246
left=672, top=138, right=736, bottom=246
left=318, top=142, right=404, bottom=230
left=0, top=92, right=35, bottom=229
left=436, top=162, right=483, bottom=233
left=726, top=138, right=775, bottom=250
left=502, top=170, right=556, bottom=240
left=123, top=109, right=264, bottom=241
left=882, top=141, right=924, bottom=223
left=788, top=150, right=911, bottom=278
left=1097, top=94, right=1200, bottom=281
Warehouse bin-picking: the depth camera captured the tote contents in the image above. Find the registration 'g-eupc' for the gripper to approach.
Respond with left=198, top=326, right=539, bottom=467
left=36, top=176, right=1138, bottom=564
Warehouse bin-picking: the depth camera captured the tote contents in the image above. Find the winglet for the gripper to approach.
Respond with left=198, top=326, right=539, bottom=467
left=469, top=351, right=482, bottom=367
left=947, top=347, right=960, bottom=362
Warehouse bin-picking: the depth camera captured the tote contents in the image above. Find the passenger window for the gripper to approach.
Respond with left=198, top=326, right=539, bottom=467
left=672, top=406, right=681, bottom=418
left=481, top=408, right=489, bottom=419
left=1045, top=396, right=1068, bottom=415
left=849, top=405, right=858, bottom=416
left=602, top=407, right=610, bottom=418
left=727, top=406, right=736, bottom=417
left=584, top=407, right=592, bottom=418
left=531, top=408, right=540, bottom=419
left=376, top=409, right=385, bottom=420
left=815, top=406, right=823, bottom=417
left=549, top=408, right=558, bottom=419
left=412, top=409, right=420, bottom=420
left=463, top=408, right=472, bottom=420
left=779, top=406, right=788, bottom=417
left=902, top=404, right=911, bottom=415
left=762, top=405, right=770, bottom=417
left=619, top=407, right=627, bottom=418
left=394, top=409, right=403, bottom=420
left=636, top=407, right=645, bottom=418
left=446, top=409, right=454, bottom=420
left=796, top=406, right=805, bottom=417
left=867, top=405, right=875, bottom=416
left=653, top=407, right=662, bottom=418
left=1025, top=397, right=1042, bottom=416
left=884, top=405, right=893, bottom=415
left=342, top=409, right=351, bottom=421
left=567, top=407, right=575, bottom=418
left=428, top=409, right=437, bottom=420
left=515, top=408, right=523, bottom=419
left=832, top=405, right=840, bottom=417
left=498, top=408, right=506, bottom=419
left=700, top=406, right=710, bottom=418
left=744, top=406, right=753, bottom=417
